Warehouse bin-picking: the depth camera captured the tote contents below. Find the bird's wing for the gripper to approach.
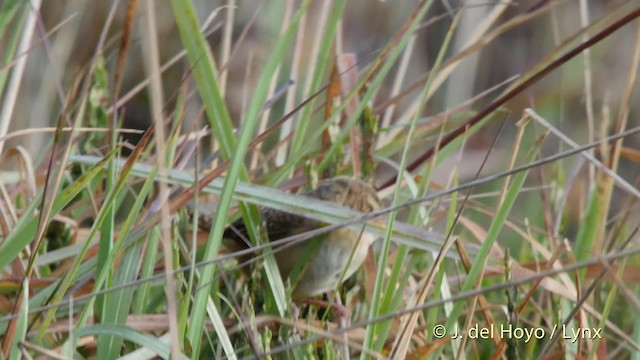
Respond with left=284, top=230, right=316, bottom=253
left=223, top=187, right=330, bottom=249
left=223, top=207, right=323, bottom=250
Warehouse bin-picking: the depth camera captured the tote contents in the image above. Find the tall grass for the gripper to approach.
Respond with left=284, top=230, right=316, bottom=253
left=1, top=1, right=640, bottom=359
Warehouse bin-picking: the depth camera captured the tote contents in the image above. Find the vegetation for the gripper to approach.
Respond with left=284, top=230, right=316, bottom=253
left=0, top=0, right=639, bottom=358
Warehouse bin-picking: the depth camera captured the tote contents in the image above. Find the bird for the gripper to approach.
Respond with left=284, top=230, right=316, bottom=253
left=220, top=176, right=382, bottom=300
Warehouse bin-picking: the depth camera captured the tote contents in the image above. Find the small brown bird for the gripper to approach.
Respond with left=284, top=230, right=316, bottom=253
left=222, top=176, right=382, bottom=299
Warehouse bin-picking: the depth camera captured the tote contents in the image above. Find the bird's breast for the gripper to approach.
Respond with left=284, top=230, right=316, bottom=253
left=276, top=227, right=377, bottom=299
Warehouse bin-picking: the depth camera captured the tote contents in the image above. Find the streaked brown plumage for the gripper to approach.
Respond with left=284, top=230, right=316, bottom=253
left=222, top=176, right=381, bottom=299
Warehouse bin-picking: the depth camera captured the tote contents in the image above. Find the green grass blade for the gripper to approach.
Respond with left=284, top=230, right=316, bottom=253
left=441, top=129, right=543, bottom=356
left=71, top=324, right=189, bottom=360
